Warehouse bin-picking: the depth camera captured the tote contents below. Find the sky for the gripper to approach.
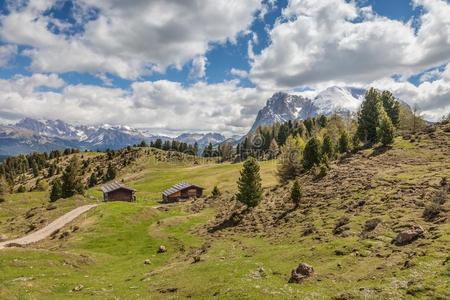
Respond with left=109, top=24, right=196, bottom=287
left=0, top=0, right=449, bottom=136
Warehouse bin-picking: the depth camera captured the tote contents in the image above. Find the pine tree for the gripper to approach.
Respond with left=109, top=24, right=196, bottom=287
left=291, top=178, right=302, bottom=207
left=303, top=136, right=322, bottom=171
left=50, top=179, right=62, bottom=202
left=322, top=135, right=335, bottom=160
left=338, top=131, right=350, bottom=154
left=380, top=90, right=400, bottom=127
left=277, top=136, right=304, bottom=183
left=61, top=156, right=84, bottom=198
left=105, top=164, right=117, bottom=181
left=88, top=172, right=98, bottom=187
left=211, top=185, right=221, bottom=197
left=377, top=113, right=395, bottom=146
left=277, top=124, right=289, bottom=146
left=357, top=88, right=384, bottom=145
left=236, top=157, right=263, bottom=208
left=269, top=138, right=279, bottom=159
left=0, top=175, right=9, bottom=201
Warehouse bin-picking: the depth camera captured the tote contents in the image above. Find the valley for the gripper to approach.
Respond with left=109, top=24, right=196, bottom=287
left=0, top=123, right=449, bottom=299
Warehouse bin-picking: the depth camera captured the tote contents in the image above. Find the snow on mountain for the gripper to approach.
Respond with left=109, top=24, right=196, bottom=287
left=249, top=86, right=366, bottom=132
left=175, top=132, right=227, bottom=149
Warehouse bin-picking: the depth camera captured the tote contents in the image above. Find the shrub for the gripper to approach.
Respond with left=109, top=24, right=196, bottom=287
left=377, top=114, right=395, bottom=146
left=433, top=190, right=447, bottom=205
left=423, top=202, right=441, bottom=221
left=17, top=185, right=27, bottom=193
left=290, top=178, right=302, bottom=207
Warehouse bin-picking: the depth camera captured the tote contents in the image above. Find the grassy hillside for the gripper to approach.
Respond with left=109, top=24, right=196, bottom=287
left=0, top=125, right=449, bottom=299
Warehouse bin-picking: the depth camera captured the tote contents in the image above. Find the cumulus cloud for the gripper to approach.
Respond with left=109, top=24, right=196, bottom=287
left=230, top=68, right=249, bottom=78
left=0, top=44, right=17, bottom=67
left=189, top=56, right=208, bottom=80
left=0, top=0, right=261, bottom=79
left=0, top=74, right=270, bottom=135
left=250, top=0, right=450, bottom=89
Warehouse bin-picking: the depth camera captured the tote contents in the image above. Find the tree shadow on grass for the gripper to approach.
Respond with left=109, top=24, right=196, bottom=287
left=370, top=145, right=392, bottom=157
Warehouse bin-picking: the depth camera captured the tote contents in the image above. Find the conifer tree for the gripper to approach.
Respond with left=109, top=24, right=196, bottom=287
left=277, top=136, right=304, bottom=183
left=236, top=157, right=263, bottom=208
left=322, top=135, right=335, bottom=160
left=50, top=179, right=62, bottom=202
left=377, top=113, right=395, bottom=146
left=0, top=175, right=8, bottom=201
left=338, top=131, right=350, bottom=154
left=291, top=178, right=302, bottom=207
left=303, top=136, right=322, bottom=171
left=380, top=90, right=400, bottom=127
left=61, top=156, right=84, bottom=198
left=357, top=88, right=384, bottom=145
left=268, top=138, right=279, bottom=159
left=88, top=172, right=98, bottom=187
left=105, top=164, right=117, bottom=181
left=211, top=185, right=221, bottom=197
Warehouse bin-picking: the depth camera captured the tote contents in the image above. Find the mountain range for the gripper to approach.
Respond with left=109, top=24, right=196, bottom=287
left=249, top=86, right=366, bottom=132
left=0, top=86, right=368, bottom=156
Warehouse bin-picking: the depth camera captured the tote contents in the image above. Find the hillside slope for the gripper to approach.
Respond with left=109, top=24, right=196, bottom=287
left=0, top=124, right=449, bottom=299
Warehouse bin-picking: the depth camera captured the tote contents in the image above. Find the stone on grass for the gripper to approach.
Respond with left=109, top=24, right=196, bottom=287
left=144, top=259, right=151, bottom=265
left=288, top=263, right=314, bottom=283
left=157, top=245, right=167, bottom=253
left=393, top=225, right=424, bottom=246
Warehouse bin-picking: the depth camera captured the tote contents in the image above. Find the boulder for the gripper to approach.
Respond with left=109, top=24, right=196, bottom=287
left=157, top=245, right=167, bottom=253
left=393, top=225, right=424, bottom=246
left=144, top=259, right=151, bottom=265
left=288, top=263, right=314, bottom=283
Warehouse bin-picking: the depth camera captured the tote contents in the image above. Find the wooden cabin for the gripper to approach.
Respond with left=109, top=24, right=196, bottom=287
left=162, top=182, right=204, bottom=202
left=101, top=181, right=136, bottom=202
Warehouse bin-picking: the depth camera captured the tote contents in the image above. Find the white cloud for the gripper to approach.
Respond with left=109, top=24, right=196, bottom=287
left=189, top=56, right=208, bottom=80
left=0, top=0, right=261, bottom=79
left=230, top=68, right=249, bottom=78
left=0, top=44, right=17, bottom=67
left=250, top=0, right=450, bottom=89
left=0, top=74, right=270, bottom=135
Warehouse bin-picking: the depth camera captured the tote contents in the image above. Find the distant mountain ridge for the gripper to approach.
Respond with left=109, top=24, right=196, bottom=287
left=0, top=118, right=228, bottom=156
left=250, top=86, right=366, bottom=132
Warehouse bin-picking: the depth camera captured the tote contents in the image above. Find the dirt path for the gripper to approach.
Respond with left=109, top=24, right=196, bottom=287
left=0, top=204, right=98, bottom=250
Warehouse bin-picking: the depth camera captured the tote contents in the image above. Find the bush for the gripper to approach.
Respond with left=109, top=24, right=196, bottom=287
left=35, top=179, right=49, bottom=191
left=423, top=202, right=441, bottom=221
left=433, top=190, right=447, bottom=205
left=17, top=185, right=27, bottom=193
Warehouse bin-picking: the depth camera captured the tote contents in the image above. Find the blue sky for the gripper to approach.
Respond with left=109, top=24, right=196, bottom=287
left=0, top=0, right=449, bottom=134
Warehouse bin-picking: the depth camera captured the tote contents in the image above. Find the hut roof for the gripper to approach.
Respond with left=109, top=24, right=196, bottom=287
left=162, top=182, right=204, bottom=196
left=101, top=181, right=135, bottom=193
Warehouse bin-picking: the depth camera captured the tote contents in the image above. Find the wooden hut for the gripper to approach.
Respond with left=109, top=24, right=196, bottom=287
left=101, top=181, right=136, bottom=202
left=162, top=182, right=204, bottom=202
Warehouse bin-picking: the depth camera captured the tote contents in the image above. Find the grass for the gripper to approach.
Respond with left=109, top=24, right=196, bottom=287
left=0, top=132, right=449, bottom=299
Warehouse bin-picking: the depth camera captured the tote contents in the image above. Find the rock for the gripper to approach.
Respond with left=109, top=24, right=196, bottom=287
left=363, top=218, right=381, bottom=232
left=288, top=263, right=314, bottom=283
left=157, top=245, right=167, bottom=253
left=72, top=284, right=84, bottom=292
left=392, top=225, right=424, bottom=246
left=46, top=204, right=57, bottom=210
left=59, top=231, right=70, bottom=239
left=71, top=225, right=80, bottom=232
left=144, top=259, right=151, bottom=265
left=192, top=256, right=201, bottom=263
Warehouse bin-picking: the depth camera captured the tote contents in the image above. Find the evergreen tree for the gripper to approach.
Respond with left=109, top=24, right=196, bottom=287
left=318, top=115, right=328, bottom=128
left=50, top=179, right=62, bottom=202
left=380, top=90, right=400, bottom=127
left=88, top=172, right=98, bottom=187
left=61, top=157, right=84, bottom=198
left=377, top=114, right=395, bottom=146
left=211, top=185, right=221, bottom=197
left=291, top=178, right=302, bottom=207
left=236, top=157, right=263, bottom=208
left=303, top=136, right=322, bottom=171
left=338, top=131, right=350, bottom=154
left=105, top=164, right=117, bottom=181
left=154, top=139, right=162, bottom=149
left=268, top=138, right=279, bottom=159
left=0, top=175, right=9, bottom=201
left=322, top=135, right=335, bottom=160
left=277, top=136, right=304, bottom=183
left=277, top=123, right=289, bottom=146
left=357, top=88, right=384, bottom=145
left=31, top=161, right=39, bottom=177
